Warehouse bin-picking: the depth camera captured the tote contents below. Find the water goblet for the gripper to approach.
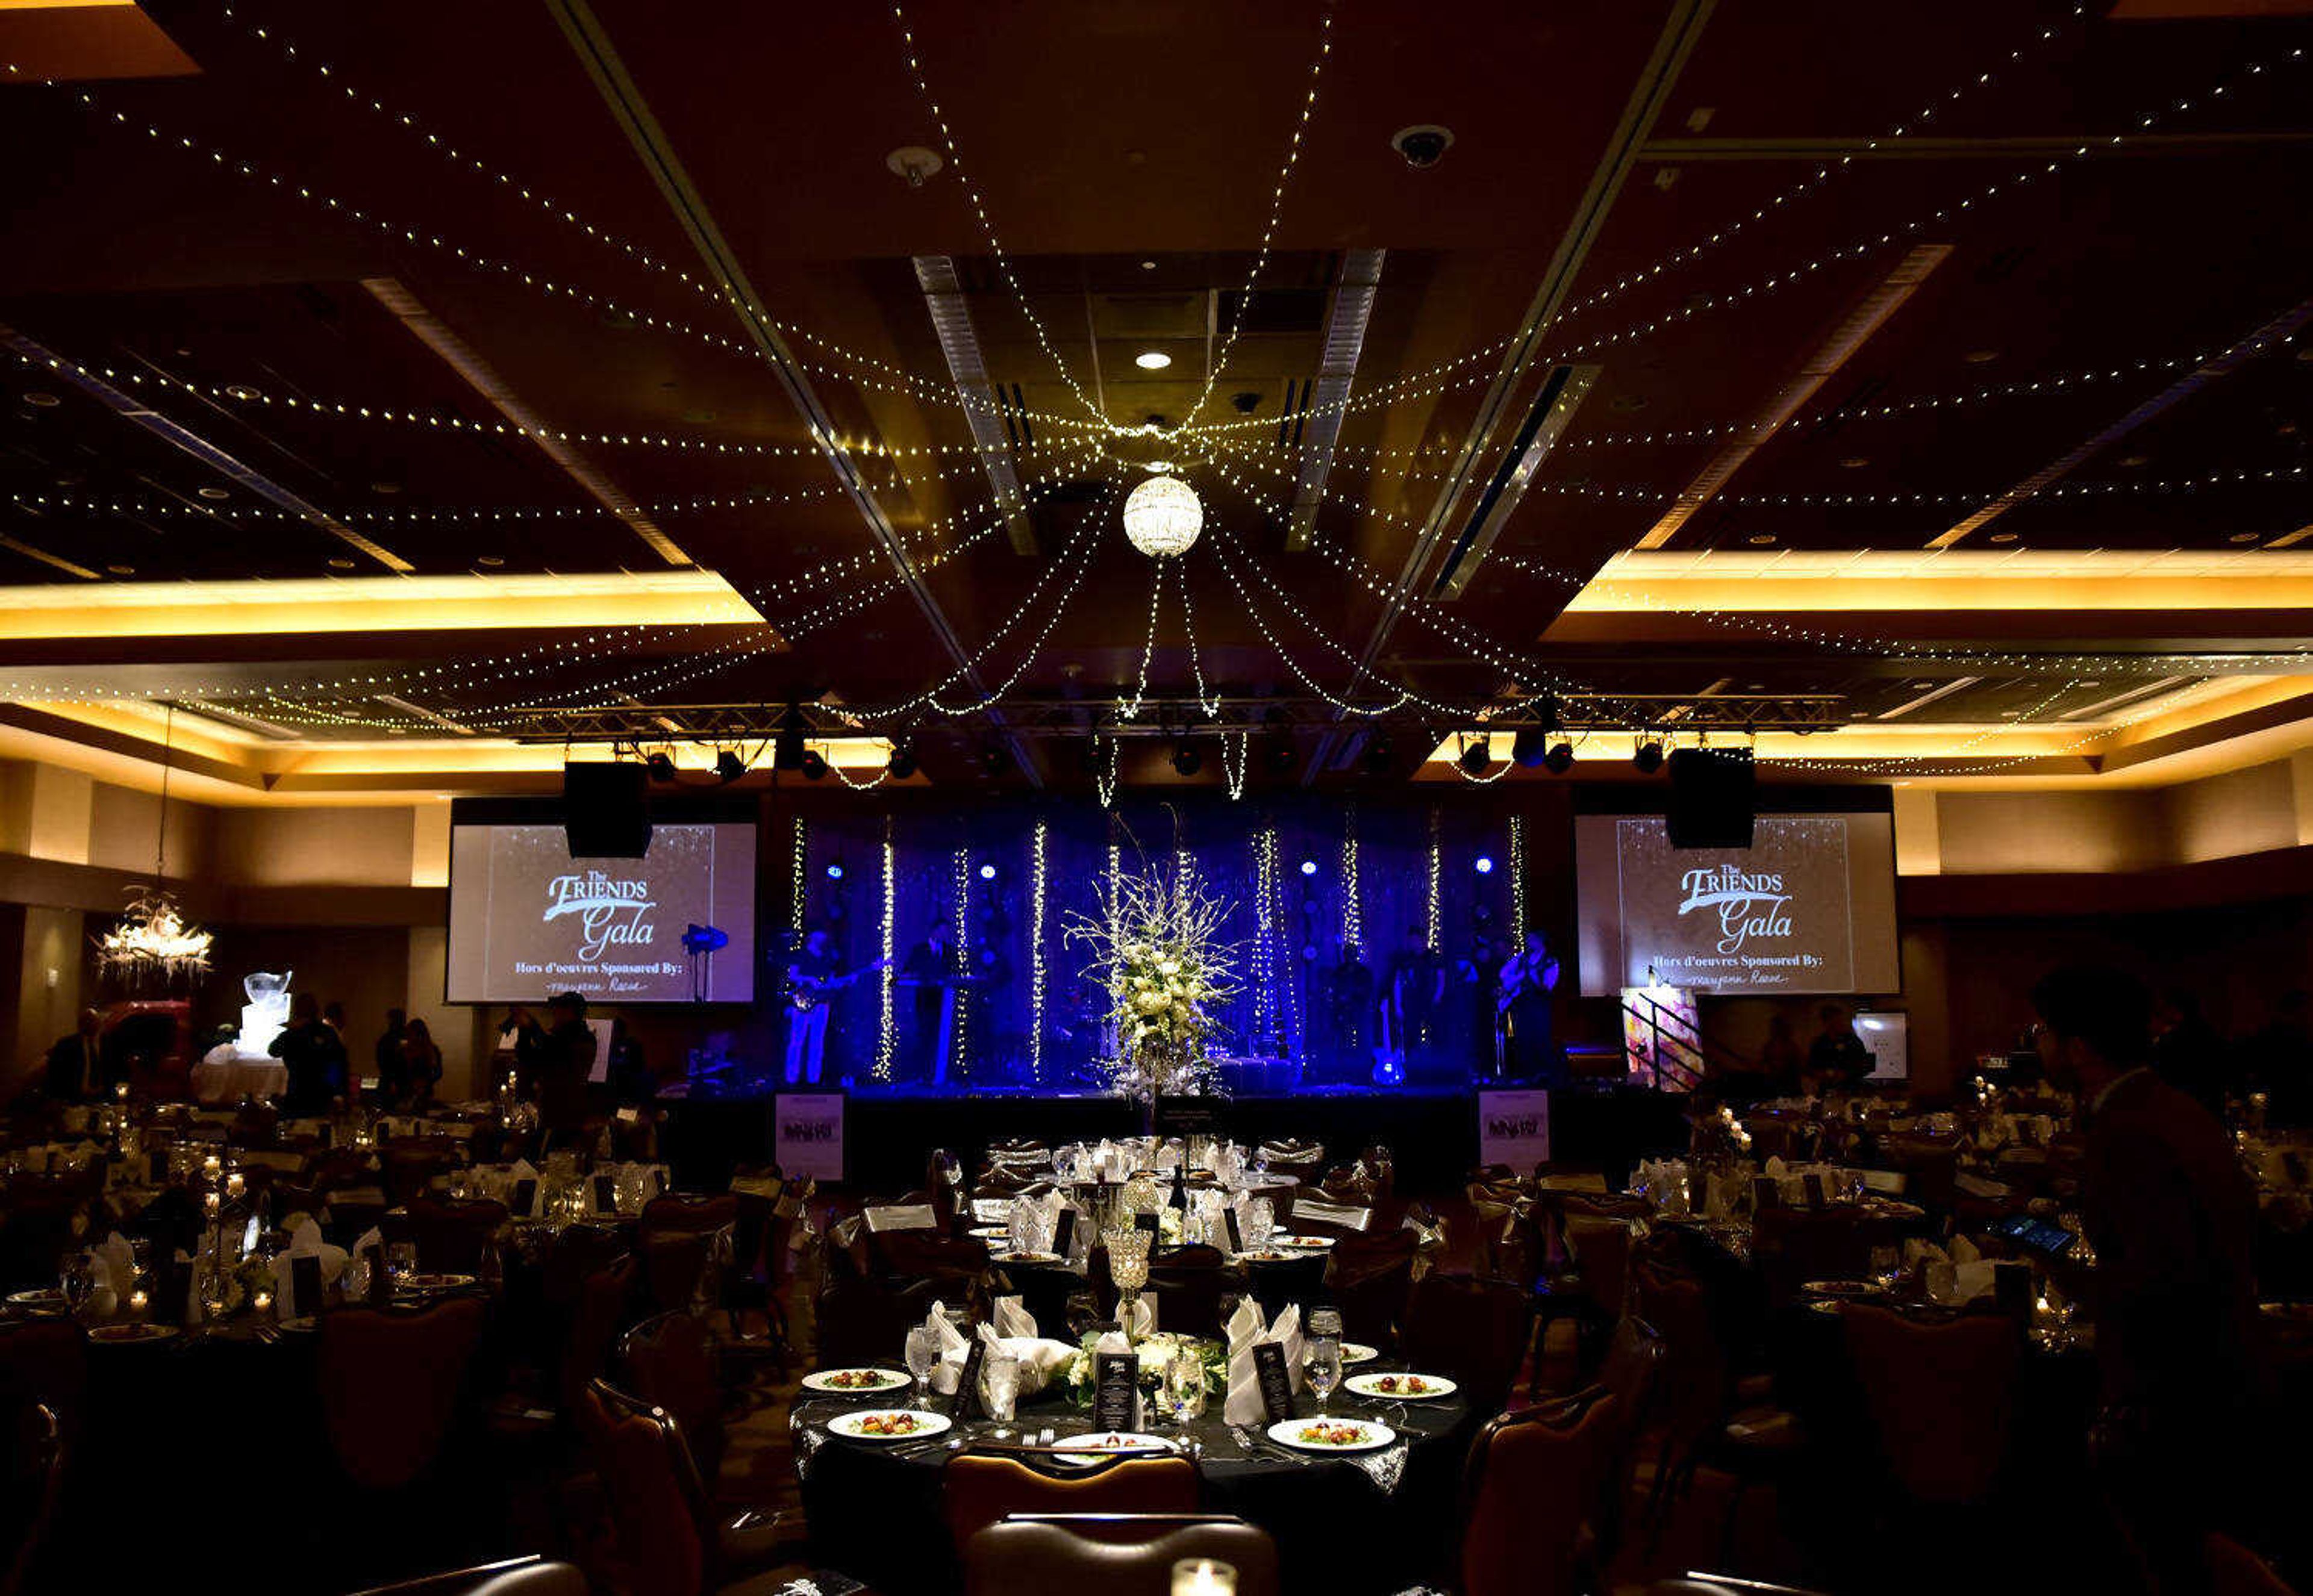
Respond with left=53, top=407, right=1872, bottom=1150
left=387, top=1241, right=418, bottom=1288
left=903, top=1326, right=940, bottom=1407
left=1164, top=1344, right=1208, bottom=1432
left=981, top=1348, right=1021, bottom=1433
left=1244, top=1197, right=1275, bottom=1251
left=1305, top=1334, right=1343, bottom=1417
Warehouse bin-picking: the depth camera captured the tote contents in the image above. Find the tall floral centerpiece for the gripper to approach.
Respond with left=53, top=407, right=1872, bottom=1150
left=1066, top=868, right=1239, bottom=1105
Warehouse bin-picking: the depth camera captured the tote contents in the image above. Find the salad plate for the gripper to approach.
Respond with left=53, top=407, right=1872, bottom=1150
left=827, top=1409, right=952, bottom=1442
left=801, top=1367, right=911, bottom=1395
left=1266, top=1417, right=1395, bottom=1454
left=1345, top=1371, right=1456, bottom=1401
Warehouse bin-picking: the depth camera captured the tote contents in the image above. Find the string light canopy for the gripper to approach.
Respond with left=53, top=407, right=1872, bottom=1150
left=1123, top=474, right=1202, bottom=558
left=96, top=706, right=213, bottom=990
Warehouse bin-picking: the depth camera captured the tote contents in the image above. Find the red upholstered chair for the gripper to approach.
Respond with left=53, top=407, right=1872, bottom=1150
left=942, top=1453, right=1202, bottom=1555
left=1840, top=1304, right=2021, bottom=1507
left=390, top=1197, right=510, bottom=1276
left=346, top=1557, right=590, bottom=1596
left=1400, top=1273, right=1535, bottom=1412
left=0, top=1401, right=61, bottom=1596
left=558, top=1255, right=640, bottom=1418
left=966, top=1515, right=1279, bottom=1596
left=1458, top=1393, right=1621, bottom=1596
left=0, top=1317, right=88, bottom=1451
left=620, top=1310, right=726, bottom=1489
left=576, top=1379, right=802, bottom=1596
left=1144, top=1245, right=1241, bottom=1340
left=319, top=1297, right=487, bottom=1491
left=1322, top=1226, right=1419, bottom=1351
left=2206, top=1534, right=2302, bottom=1596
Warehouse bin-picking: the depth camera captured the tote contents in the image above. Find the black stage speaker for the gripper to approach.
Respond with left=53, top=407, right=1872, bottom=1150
left=1665, top=747, right=1755, bottom=849
left=563, top=762, right=652, bottom=858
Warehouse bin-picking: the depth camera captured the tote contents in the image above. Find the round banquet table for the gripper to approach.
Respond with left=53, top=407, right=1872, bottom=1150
left=793, top=1366, right=1476, bottom=1595
left=189, top=1054, right=289, bottom=1105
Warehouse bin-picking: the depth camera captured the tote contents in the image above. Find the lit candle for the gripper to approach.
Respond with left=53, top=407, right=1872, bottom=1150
left=201, top=1154, right=222, bottom=1180
left=225, top=1173, right=245, bottom=1200
left=114, top=1083, right=129, bottom=1103
left=1172, top=1559, right=1236, bottom=1596
left=203, top=1192, right=220, bottom=1216
left=253, top=1289, right=273, bottom=1314
left=128, top=1289, right=148, bottom=1314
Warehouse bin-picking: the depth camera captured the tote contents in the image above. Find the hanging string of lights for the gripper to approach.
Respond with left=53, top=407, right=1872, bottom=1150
left=1169, top=555, right=1228, bottom=719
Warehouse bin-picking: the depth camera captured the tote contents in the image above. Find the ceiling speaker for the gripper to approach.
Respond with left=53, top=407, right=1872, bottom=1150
left=1665, top=748, right=1755, bottom=849
left=563, top=762, right=652, bottom=859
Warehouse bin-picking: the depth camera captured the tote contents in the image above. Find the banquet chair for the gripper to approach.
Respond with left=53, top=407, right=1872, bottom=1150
left=621, top=1309, right=729, bottom=1489
left=1146, top=1244, right=1240, bottom=1338
left=346, top=1556, right=590, bottom=1596
left=1458, top=1391, right=1621, bottom=1596
left=391, top=1197, right=511, bottom=1276
left=320, top=1296, right=489, bottom=1492
left=814, top=1273, right=950, bottom=1369
left=1561, top=1215, right=1637, bottom=1374
left=0, top=1316, right=89, bottom=1450
left=576, top=1379, right=805, bottom=1596
left=384, top=1138, right=467, bottom=1207
left=1840, top=1305, right=2020, bottom=1508
left=1400, top=1273, right=1536, bottom=1412
left=2206, top=1533, right=2302, bottom=1596
left=0, top=1401, right=61, bottom=1596
left=966, top=1515, right=1279, bottom=1596
left=1587, top=1316, right=1667, bottom=1570
left=1322, top=1226, right=1419, bottom=1350
left=941, top=1453, right=1202, bottom=1554
left=1750, top=1208, right=1871, bottom=1305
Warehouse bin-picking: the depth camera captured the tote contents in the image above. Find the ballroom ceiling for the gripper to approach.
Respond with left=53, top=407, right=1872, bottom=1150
left=1, top=0, right=2311, bottom=799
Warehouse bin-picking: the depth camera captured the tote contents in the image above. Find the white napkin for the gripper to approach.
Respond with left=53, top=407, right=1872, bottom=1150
left=991, top=1295, right=1040, bottom=1339
left=1763, top=1156, right=1789, bottom=1179
left=925, top=1301, right=972, bottom=1395
left=974, top=1321, right=1073, bottom=1397
left=273, top=1217, right=348, bottom=1313
left=89, top=1232, right=134, bottom=1317
left=1949, top=1235, right=1982, bottom=1265
left=1125, top=1292, right=1158, bottom=1338
left=1222, top=1301, right=1303, bottom=1425
left=1952, top=1260, right=1997, bottom=1301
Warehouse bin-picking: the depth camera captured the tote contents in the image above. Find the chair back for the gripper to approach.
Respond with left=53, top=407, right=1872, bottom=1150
left=393, top=1198, right=509, bottom=1275
left=1459, top=1395, right=1620, bottom=1596
left=1565, top=1215, right=1634, bottom=1326
left=0, top=1318, right=87, bottom=1448
left=1146, top=1245, right=1240, bottom=1339
left=1322, top=1227, right=1418, bottom=1350
left=0, top=1401, right=61, bottom=1596
left=814, top=1273, right=952, bottom=1368
left=345, top=1557, right=590, bottom=1596
left=1400, top=1273, right=1534, bottom=1412
left=1841, top=1305, right=2020, bottom=1506
left=576, top=1380, right=708, bottom=1596
left=942, top=1453, right=1200, bottom=1553
left=1634, top=1266, right=1728, bottom=1457
left=1591, top=1316, right=1667, bottom=1560
left=640, top=1193, right=739, bottom=1236
left=560, top=1255, right=639, bottom=1416
left=318, top=1297, right=487, bottom=1491
left=621, top=1310, right=724, bottom=1485
left=966, top=1515, right=1278, bottom=1596
left=1752, top=1207, right=1870, bottom=1302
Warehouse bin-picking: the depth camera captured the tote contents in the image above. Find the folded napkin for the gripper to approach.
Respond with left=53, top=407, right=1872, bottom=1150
left=925, top=1301, right=972, bottom=1395
left=1949, top=1235, right=1982, bottom=1264
left=991, top=1294, right=1040, bottom=1339
left=272, top=1218, right=348, bottom=1314
left=864, top=1203, right=937, bottom=1233
left=1222, top=1300, right=1303, bottom=1426
left=973, top=1321, right=1073, bottom=1397
left=89, top=1232, right=135, bottom=1316
left=1125, top=1292, right=1158, bottom=1339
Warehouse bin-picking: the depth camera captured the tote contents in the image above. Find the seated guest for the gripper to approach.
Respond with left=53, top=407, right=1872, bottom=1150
left=1803, top=1003, right=1871, bottom=1093
left=539, top=991, right=598, bottom=1133
left=40, top=1008, right=101, bottom=1102
left=2032, top=964, right=2260, bottom=1591
left=398, top=1017, right=445, bottom=1108
left=270, top=993, right=349, bottom=1112
left=374, top=1008, right=409, bottom=1100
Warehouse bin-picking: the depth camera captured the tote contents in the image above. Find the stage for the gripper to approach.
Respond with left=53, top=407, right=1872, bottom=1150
left=660, top=1081, right=1692, bottom=1196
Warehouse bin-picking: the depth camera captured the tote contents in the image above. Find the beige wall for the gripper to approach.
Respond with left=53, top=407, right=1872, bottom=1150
left=213, top=806, right=416, bottom=888
left=1909, top=757, right=2313, bottom=876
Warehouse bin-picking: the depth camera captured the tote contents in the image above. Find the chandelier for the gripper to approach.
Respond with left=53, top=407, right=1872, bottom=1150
left=96, top=705, right=213, bottom=990
left=1122, top=474, right=1202, bottom=557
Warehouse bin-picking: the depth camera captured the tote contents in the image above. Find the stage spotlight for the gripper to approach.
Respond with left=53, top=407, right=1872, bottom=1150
left=773, top=703, right=805, bottom=771
left=1634, top=738, right=1665, bottom=775
left=1511, top=728, right=1547, bottom=768
left=1172, top=741, right=1203, bottom=777
left=1299, top=859, right=1319, bottom=877
left=978, top=861, right=997, bottom=882
left=1264, top=737, right=1296, bottom=775
left=887, top=746, right=918, bottom=779
left=1457, top=737, right=1490, bottom=775
left=1474, top=855, right=1495, bottom=875
left=799, top=749, right=829, bottom=781
left=714, top=749, right=746, bottom=783
left=643, top=752, right=678, bottom=783
left=825, top=861, right=845, bottom=881
left=978, top=743, right=1007, bottom=777
left=1543, top=741, right=1576, bottom=774
left=1361, top=734, right=1392, bottom=776
left=1078, top=737, right=1106, bottom=775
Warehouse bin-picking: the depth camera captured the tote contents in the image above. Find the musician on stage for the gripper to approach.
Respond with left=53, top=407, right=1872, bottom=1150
left=901, top=914, right=957, bottom=1087
left=1386, top=924, right=1446, bottom=1078
left=1497, top=929, right=1564, bottom=1086
left=784, top=929, right=841, bottom=1086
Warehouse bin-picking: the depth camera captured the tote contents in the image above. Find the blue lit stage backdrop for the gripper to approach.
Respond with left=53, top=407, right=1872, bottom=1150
left=779, top=799, right=1525, bottom=1096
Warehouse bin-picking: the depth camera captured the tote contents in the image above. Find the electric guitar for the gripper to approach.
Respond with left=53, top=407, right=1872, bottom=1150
left=788, top=954, right=894, bottom=1012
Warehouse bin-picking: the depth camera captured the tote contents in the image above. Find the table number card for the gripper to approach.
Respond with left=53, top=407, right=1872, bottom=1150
left=1220, top=1206, right=1244, bottom=1253
left=367, top=1248, right=392, bottom=1306
left=1251, top=1342, right=1297, bottom=1424
left=954, top=1339, right=987, bottom=1420
left=1093, top=1352, right=1139, bottom=1431
left=511, top=1179, right=537, bottom=1219
left=592, top=1174, right=617, bottom=1214
left=1133, top=1211, right=1160, bottom=1239
left=1752, top=1176, right=1783, bottom=1212
left=1801, top=1173, right=1828, bottom=1208
left=290, top=1254, right=323, bottom=1318
left=1052, top=1208, right=1077, bottom=1259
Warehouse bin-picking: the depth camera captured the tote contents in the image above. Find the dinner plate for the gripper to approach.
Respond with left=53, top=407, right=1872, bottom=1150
left=1266, top=1417, right=1396, bottom=1454
left=277, top=1316, right=320, bottom=1333
left=1237, top=1248, right=1303, bottom=1264
left=398, top=1273, right=475, bottom=1292
left=801, top=1367, right=911, bottom=1395
left=826, top=1409, right=952, bottom=1443
left=990, top=1250, right=1064, bottom=1266
left=1801, top=1279, right=1886, bottom=1298
left=1344, top=1371, right=1457, bottom=1401
left=1340, top=1342, right=1379, bottom=1366
left=5, top=1289, right=66, bottom=1311
left=1270, top=1234, right=1335, bottom=1251
left=967, top=1226, right=1008, bottom=1240
left=88, top=1323, right=178, bottom=1345
left=1052, top=1431, right=1178, bottom=1459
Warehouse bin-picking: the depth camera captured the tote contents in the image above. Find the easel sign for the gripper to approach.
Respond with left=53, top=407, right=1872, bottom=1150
left=1478, top=1089, right=1552, bottom=1171
left=775, top=1092, right=845, bottom=1183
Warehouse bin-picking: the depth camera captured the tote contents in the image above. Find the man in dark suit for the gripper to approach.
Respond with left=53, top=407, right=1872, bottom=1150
left=538, top=991, right=599, bottom=1136
left=269, top=993, right=349, bottom=1114
left=2032, top=965, right=2260, bottom=1592
left=42, top=1009, right=101, bottom=1102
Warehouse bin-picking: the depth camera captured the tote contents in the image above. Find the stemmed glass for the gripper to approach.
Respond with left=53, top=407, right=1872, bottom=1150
left=1243, top=1197, right=1275, bottom=1252
left=58, top=1255, right=95, bottom=1320
left=903, top=1326, right=940, bottom=1408
left=981, top=1348, right=1021, bottom=1437
left=1105, top=1227, right=1152, bottom=1340
left=1305, top=1333, right=1343, bottom=1417
left=1164, top=1345, right=1208, bottom=1435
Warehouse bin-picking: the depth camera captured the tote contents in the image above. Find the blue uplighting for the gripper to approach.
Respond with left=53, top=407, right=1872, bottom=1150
left=1473, top=855, right=1494, bottom=874
left=1299, top=859, right=1319, bottom=877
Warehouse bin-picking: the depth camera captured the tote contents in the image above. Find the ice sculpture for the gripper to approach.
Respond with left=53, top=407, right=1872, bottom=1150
left=236, top=969, right=293, bottom=1061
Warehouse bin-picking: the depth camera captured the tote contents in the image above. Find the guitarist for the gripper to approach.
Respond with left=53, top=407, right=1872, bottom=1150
left=1496, top=930, right=1564, bottom=1086
left=783, top=929, right=888, bottom=1086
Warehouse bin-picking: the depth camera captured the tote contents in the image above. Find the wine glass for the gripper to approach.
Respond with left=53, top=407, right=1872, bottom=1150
left=903, top=1326, right=939, bottom=1407
left=1305, top=1334, right=1343, bottom=1417
left=1164, top=1345, right=1208, bottom=1433
left=58, top=1255, right=95, bottom=1318
left=1869, top=1244, right=1903, bottom=1294
left=387, top=1241, right=418, bottom=1288
left=1244, top=1197, right=1275, bottom=1251
left=981, top=1348, right=1021, bottom=1434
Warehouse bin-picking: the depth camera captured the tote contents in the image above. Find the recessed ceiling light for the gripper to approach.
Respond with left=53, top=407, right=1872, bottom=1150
left=1909, top=680, right=1934, bottom=689
left=1135, top=351, right=1172, bottom=370
left=2230, top=532, right=2261, bottom=544
left=2077, top=679, right=2101, bottom=688
left=1964, top=349, right=2000, bottom=364
left=326, top=557, right=356, bottom=570
left=1840, top=457, right=1869, bottom=469
left=22, top=391, right=60, bottom=408
left=1744, top=682, right=1766, bottom=691
left=1987, top=532, right=2018, bottom=543
left=370, top=481, right=402, bottom=495
left=1140, top=260, right=1159, bottom=273
left=197, top=487, right=231, bottom=500
left=2118, top=454, right=2150, bottom=468
left=223, top=384, right=263, bottom=402
left=106, top=564, right=134, bottom=576
left=475, top=555, right=505, bottom=567
left=2000, top=709, right=2023, bottom=718
left=1746, top=534, right=1778, bottom=546
left=1146, top=460, right=1175, bottom=473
